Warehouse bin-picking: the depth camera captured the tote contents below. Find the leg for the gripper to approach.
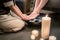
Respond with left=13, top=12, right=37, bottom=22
left=0, top=15, right=25, bottom=32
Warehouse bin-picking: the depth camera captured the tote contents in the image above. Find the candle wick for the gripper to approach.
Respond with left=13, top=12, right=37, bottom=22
left=46, top=15, right=48, bottom=17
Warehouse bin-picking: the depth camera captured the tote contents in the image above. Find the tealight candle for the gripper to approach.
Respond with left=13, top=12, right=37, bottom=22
left=49, top=36, right=56, bottom=40
left=31, top=35, right=36, bottom=40
left=41, top=15, right=51, bottom=39
left=32, top=30, right=39, bottom=37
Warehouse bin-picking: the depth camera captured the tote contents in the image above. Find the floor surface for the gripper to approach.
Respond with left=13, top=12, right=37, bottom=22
left=0, top=14, right=60, bottom=40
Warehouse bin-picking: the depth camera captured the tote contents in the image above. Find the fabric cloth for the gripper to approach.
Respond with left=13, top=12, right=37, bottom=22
left=0, top=14, right=25, bottom=32
left=0, top=0, right=25, bottom=32
left=0, top=0, right=14, bottom=14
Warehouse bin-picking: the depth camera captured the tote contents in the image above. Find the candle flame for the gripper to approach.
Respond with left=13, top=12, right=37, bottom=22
left=45, top=14, right=48, bottom=17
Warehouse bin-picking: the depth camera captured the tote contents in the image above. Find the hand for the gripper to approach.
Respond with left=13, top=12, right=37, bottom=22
left=28, top=11, right=40, bottom=20
left=21, top=14, right=30, bottom=20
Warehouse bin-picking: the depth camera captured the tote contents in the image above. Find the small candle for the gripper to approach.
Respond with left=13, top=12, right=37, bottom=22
left=41, top=15, right=51, bottom=39
left=49, top=36, right=56, bottom=40
left=32, top=30, right=39, bottom=37
left=31, top=35, right=36, bottom=40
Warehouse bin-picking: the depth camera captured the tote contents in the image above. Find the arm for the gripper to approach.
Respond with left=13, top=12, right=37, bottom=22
left=9, top=5, right=29, bottom=20
left=28, top=0, right=48, bottom=20
left=3, top=0, right=29, bottom=20
left=34, top=0, right=48, bottom=13
left=34, top=0, right=41, bottom=11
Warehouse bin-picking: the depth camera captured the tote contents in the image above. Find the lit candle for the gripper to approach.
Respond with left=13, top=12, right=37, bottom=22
left=49, top=36, right=56, bottom=40
left=41, top=14, right=51, bottom=39
left=40, top=38, right=44, bottom=40
left=31, top=35, right=36, bottom=40
left=32, top=30, right=39, bottom=37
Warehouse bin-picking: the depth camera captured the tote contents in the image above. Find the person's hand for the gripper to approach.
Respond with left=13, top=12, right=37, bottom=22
left=21, top=14, right=30, bottom=20
left=28, top=11, right=40, bottom=20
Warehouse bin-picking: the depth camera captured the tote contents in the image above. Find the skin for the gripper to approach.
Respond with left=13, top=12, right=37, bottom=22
left=29, top=0, right=48, bottom=20
left=9, top=0, right=48, bottom=20
left=9, top=5, right=29, bottom=20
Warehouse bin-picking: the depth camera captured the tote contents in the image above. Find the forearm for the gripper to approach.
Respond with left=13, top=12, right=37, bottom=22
left=34, top=0, right=41, bottom=10
left=3, top=0, right=29, bottom=20
left=30, top=0, right=41, bottom=15
left=9, top=5, right=23, bottom=18
left=34, top=0, right=48, bottom=13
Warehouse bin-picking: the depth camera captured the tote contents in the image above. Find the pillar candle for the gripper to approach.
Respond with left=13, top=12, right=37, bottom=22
left=41, top=15, right=51, bottom=39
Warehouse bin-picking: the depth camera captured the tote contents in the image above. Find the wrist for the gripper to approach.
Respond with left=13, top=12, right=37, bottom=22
left=33, top=11, right=40, bottom=15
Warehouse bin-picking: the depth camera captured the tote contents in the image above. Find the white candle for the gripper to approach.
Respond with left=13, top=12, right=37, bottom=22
left=41, top=15, right=51, bottom=39
left=31, top=35, right=36, bottom=40
left=40, top=38, right=44, bottom=40
left=49, top=36, right=56, bottom=40
left=32, top=30, right=39, bottom=37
